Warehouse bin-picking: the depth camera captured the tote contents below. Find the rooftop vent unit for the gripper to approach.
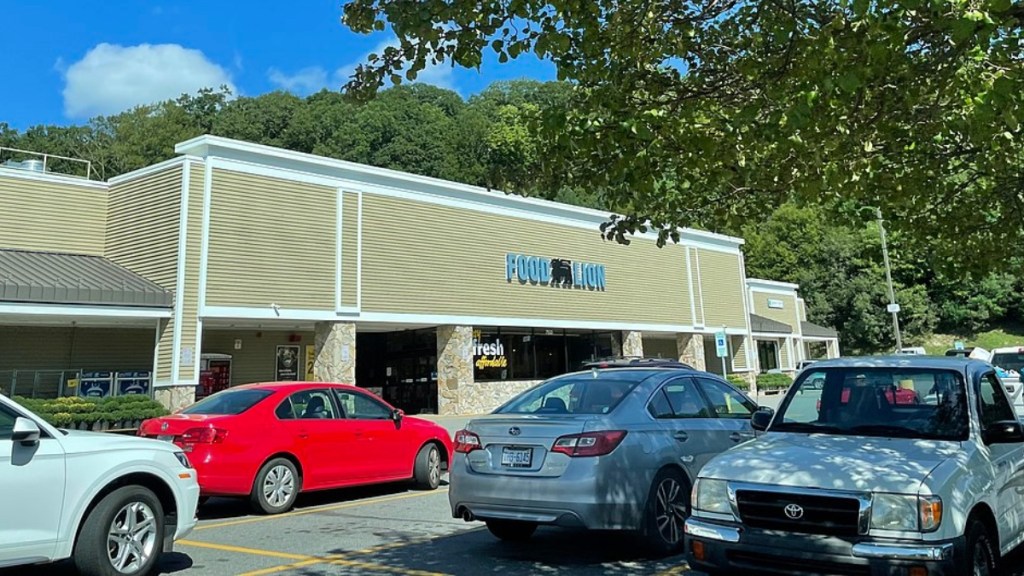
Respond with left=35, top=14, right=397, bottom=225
left=3, top=159, right=46, bottom=173
left=0, top=147, right=93, bottom=179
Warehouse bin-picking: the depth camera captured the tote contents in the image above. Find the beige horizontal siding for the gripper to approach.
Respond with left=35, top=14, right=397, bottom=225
left=752, top=290, right=798, bottom=328
left=780, top=339, right=792, bottom=369
left=361, top=194, right=693, bottom=325
left=341, top=192, right=358, bottom=307
left=202, top=330, right=316, bottom=387
left=0, top=173, right=107, bottom=255
left=155, top=318, right=174, bottom=383
left=731, top=336, right=749, bottom=371
left=106, top=165, right=182, bottom=289
left=206, top=169, right=337, bottom=309
left=697, top=249, right=747, bottom=329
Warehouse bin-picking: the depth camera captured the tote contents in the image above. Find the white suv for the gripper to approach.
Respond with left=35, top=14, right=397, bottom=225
left=0, top=393, right=200, bottom=576
left=686, top=357, right=1024, bottom=575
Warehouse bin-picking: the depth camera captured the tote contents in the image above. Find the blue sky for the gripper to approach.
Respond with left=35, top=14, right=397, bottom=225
left=1, top=1, right=556, bottom=129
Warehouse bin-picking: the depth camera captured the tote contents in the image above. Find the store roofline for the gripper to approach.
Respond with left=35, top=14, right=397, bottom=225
left=746, top=278, right=800, bottom=290
left=174, top=135, right=745, bottom=249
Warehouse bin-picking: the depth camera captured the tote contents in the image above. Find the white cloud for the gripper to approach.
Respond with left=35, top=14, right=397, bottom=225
left=61, top=43, right=236, bottom=118
left=268, top=37, right=457, bottom=95
left=268, top=66, right=329, bottom=94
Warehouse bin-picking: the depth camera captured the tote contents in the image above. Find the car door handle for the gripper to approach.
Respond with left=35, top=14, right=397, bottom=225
left=729, top=432, right=752, bottom=442
left=673, top=431, right=689, bottom=442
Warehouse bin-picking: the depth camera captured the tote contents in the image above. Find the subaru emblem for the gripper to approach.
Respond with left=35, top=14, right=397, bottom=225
left=161, top=422, right=169, bottom=431
left=508, top=426, right=521, bottom=436
left=784, top=503, right=804, bottom=520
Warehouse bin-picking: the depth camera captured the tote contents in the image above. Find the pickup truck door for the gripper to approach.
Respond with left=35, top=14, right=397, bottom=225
left=0, top=402, right=66, bottom=567
left=976, top=371, right=1024, bottom=552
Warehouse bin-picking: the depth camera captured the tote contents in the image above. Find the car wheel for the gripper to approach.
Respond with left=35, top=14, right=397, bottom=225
left=965, top=518, right=997, bottom=576
left=250, top=458, right=301, bottom=515
left=485, top=520, right=537, bottom=541
left=73, top=485, right=164, bottom=576
left=197, top=497, right=210, bottom=507
left=640, top=468, right=689, bottom=556
left=413, top=444, right=442, bottom=490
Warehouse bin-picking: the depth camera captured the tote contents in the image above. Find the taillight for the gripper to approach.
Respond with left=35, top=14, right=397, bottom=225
left=550, top=430, right=627, bottom=457
left=180, top=427, right=228, bottom=445
left=454, top=429, right=482, bottom=453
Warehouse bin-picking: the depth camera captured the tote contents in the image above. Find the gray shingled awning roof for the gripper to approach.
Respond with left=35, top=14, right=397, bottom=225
left=750, top=313, right=793, bottom=334
left=0, top=249, right=173, bottom=308
left=802, top=320, right=839, bottom=338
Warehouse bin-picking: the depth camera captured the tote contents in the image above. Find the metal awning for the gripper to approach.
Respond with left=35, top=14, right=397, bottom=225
left=0, top=249, right=173, bottom=308
left=801, top=321, right=838, bottom=338
left=750, top=313, right=793, bottom=334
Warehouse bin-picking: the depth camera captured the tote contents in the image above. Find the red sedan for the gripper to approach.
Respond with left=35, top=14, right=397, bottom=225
left=139, top=382, right=453, bottom=514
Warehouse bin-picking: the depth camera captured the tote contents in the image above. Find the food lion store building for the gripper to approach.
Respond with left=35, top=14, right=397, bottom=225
left=0, top=136, right=840, bottom=415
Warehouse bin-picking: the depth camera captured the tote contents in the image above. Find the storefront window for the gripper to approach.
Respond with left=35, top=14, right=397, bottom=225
left=474, top=329, right=617, bottom=382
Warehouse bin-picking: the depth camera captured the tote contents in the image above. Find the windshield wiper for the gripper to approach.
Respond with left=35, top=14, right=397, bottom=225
left=847, top=424, right=923, bottom=438
left=772, top=422, right=841, bottom=434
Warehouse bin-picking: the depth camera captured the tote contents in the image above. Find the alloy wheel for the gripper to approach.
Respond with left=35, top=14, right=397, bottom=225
left=654, top=477, right=686, bottom=545
left=106, top=501, right=158, bottom=574
left=263, top=464, right=295, bottom=508
left=428, top=447, right=441, bottom=486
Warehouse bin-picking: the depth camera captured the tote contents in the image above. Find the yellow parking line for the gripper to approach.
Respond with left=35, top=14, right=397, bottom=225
left=654, top=565, right=690, bottom=576
left=235, top=558, right=323, bottom=576
left=177, top=540, right=312, bottom=561
left=197, top=488, right=449, bottom=531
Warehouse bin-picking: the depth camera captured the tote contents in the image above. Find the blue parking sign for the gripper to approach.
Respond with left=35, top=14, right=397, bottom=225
left=715, top=331, right=728, bottom=358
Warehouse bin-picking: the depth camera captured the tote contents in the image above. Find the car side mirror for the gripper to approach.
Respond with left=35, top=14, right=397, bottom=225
left=751, top=408, right=774, bottom=432
left=392, top=408, right=404, bottom=422
left=983, top=420, right=1024, bottom=444
left=12, top=417, right=41, bottom=445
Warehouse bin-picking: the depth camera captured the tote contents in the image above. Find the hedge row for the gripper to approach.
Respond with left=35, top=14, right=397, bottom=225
left=13, top=395, right=169, bottom=429
left=756, top=373, right=794, bottom=390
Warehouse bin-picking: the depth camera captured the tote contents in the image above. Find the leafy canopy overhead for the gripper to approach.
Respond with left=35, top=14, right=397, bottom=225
left=342, top=0, right=1024, bottom=257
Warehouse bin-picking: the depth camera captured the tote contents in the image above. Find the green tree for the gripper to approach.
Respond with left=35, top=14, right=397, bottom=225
left=341, top=0, right=1024, bottom=263
left=213, top=91, right=305, bottom=147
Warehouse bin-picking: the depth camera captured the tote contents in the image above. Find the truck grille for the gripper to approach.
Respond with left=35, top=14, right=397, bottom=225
left=735, top=490, right=861, bottom=536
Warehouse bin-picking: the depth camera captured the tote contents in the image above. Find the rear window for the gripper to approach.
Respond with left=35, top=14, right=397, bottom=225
left=992, top=353, right=1024, bottom=373
left=181, top=389, right=273, bottom=415
left=494, top=372, right=649, bottom=415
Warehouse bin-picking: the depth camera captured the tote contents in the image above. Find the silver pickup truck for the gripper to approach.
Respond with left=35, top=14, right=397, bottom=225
left=685, top=356, right=1024, bottom=576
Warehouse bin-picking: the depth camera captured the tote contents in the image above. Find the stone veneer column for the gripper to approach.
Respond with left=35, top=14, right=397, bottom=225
left=437, top=326, right=473, bottom=416
left=621, top=331, right=644, bottom=357
left=314, top=321, right=356, bottom=383
left=154, top=386, right=196, bottom=413
left=676, top=332, right=706, bottom=370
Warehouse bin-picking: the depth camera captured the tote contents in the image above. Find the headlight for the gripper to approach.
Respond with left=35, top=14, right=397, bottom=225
left=173, top=451, right=193, bottom=469
left=692, top=478, right=733, bottom=515
left=871, top=494, right=941, bottom=532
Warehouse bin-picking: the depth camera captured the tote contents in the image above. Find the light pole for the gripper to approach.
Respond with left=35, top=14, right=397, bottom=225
left=872, top=207, right=903, bottom=352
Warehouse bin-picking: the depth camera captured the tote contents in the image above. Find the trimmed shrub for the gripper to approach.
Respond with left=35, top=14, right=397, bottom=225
left=726, top=374, right=748, bottom=390
left=756, top=373, right=793, bottom=391
left=13, top=395, right=168, bottom=430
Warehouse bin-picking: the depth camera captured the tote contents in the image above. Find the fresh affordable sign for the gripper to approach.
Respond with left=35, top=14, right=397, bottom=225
left=473, top=330, right=508, bottom=370
left=505, top=253, right=607, bottom=291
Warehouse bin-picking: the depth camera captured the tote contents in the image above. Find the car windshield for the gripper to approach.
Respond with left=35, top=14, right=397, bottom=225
left=771, top=367, right=969, bottom=441
left=181, top=389, right=274, bottom=415
left=992, top=352, right=1024, bottom=373
left=494, top=371, right=649, bottom=415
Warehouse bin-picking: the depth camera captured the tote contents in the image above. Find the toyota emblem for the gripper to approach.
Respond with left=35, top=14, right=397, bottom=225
left=784, top=503, right=804, bottom=520
left=160, top=422, right=169, bottom=431
left=508, top=426, right=521, bottom=436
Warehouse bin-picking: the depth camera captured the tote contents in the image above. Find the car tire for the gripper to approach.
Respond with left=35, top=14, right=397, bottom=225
left=964, top=518, right=998, bottom=576
left=197, top=496, right=210, bottom=507
left=250, top=457, right=301, bottom=515
left=73, top=485, right=165, bottom=576
left=639, top=468, right=689, bottom=556
left=486, top=520, right=537, bottom=541
left=413, top=443, right=442, bottom=490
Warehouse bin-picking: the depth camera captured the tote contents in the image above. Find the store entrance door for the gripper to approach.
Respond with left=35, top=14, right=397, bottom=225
left=356, top=328, right=438, bottom=415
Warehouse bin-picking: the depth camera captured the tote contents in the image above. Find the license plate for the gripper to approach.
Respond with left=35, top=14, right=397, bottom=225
left=500, top=446, right=533, bottom=468
left=157, top=435, right=175, bottom=442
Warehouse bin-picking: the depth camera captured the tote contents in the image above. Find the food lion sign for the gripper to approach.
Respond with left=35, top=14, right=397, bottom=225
left=505, top=253, right=607, bottom=291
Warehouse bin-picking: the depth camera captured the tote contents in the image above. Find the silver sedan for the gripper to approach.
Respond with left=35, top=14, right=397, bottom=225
left=448, top=366, right=758, bottom=554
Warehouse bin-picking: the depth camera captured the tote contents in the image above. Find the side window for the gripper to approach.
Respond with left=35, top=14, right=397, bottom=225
left=663, top=379, right=712, bottom=418
left=275, top=398, right=296, bottom=420
left=290, top=390, right=338, bottom=420
left=698, top=378, right=756, bottom=419
left=978, top=373, right=1015, bottom=430
left=0, top=404, right=18, bottom=439
left=647, top=389, right=674, bottom=419
left=336, top=390, right=393, bottom=420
